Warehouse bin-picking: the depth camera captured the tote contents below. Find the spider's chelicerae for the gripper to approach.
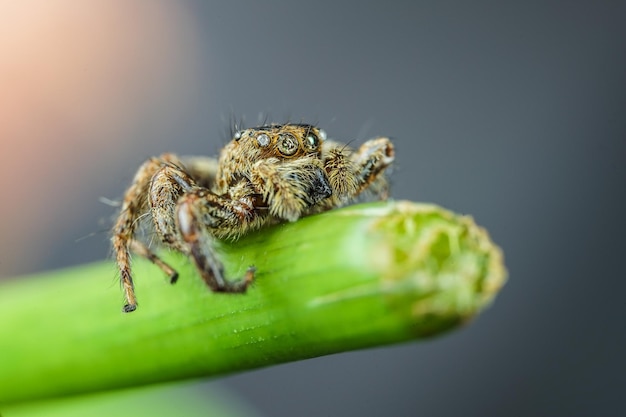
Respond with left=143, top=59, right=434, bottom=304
left=112, top=123, right=395, bottom=312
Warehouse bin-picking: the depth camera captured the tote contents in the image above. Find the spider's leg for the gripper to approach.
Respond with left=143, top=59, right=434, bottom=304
left=148, top=163, right=197, bottom=249
left=129, top=240, right=179, bottom=284
left=176, top=190, right=257, bottom=293
left=320, top=141, right=359, bottom=204
left=112, top=153, right=182, bottom=313
left=349, top=137, right=395, bottom=199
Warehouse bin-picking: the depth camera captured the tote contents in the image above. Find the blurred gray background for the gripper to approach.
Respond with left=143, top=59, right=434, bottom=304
left=1, top=1, right=624, bottom=416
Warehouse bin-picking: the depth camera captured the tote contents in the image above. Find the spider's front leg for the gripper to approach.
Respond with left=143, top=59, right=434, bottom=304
left=323, top=137, right=395, bottom=204
left=176, top=190, right=257, bottom=294
left=351, top=137, right=395, bottom=197
left=112, top=153, right=187, bottom=313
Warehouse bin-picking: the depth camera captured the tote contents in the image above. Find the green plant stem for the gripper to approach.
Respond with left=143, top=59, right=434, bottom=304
left=0, top=201, right=506, bottom=406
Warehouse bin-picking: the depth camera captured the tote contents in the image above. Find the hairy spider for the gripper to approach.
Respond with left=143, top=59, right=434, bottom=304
left=112, top=123, right=394, bottom=312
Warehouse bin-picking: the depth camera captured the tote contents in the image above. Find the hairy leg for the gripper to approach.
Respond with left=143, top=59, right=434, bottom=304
left=149, top=163, right=197, bottom=247
left=321, top=142, right=359, bottom=204
left=111, top=153, right=183, bottom=312
left=176, top=190, right=257, bottom=293
left=350, top=137, right=395, bottom=197
left=129, top=240, right=179, bottom=284
left=321, top=138, right=394, bottom=209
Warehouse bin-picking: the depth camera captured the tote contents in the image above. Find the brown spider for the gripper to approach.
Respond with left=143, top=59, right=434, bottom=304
left=112, top=123, right=394, bottom=312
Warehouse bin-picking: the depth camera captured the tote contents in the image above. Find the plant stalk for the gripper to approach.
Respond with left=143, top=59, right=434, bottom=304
left=0, top=201, right=506, bottom=405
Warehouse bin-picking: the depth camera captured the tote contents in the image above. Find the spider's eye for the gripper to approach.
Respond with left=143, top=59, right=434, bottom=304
left=234, top=131, right=242, bottom=141
left=256, top=133, right=270, bottom=147
left=305, top=132, right=319, bottom=151
left=277, top=134, right=299, bottom=156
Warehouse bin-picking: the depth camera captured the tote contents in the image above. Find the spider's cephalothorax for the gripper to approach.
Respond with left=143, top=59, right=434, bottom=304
left=112, top=123, right=394, bottom=312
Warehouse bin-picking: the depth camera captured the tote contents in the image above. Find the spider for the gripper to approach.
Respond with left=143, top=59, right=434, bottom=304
left=112, top=123, right=395, bottom=312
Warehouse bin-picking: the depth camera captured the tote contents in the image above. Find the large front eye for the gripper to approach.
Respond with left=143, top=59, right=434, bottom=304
left=305, top=132, right=319, bottom=151
left=278, top=134, right=299, bottom=156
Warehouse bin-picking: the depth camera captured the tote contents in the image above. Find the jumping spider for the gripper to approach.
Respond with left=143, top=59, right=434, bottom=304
left=112, top=123, right=395, bottom=312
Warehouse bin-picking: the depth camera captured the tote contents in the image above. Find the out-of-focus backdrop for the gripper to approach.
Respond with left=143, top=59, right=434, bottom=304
left=1, top=1, right=624, bottom=415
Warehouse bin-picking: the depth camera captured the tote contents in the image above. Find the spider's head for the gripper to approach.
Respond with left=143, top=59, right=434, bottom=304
left=231, top=123, right=326, bottom=161
left=215, top=123, right=331, bottom=199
